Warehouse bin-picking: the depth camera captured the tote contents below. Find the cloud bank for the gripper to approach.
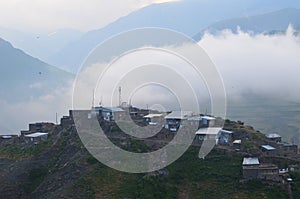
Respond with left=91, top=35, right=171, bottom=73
left=1, top=26, right=300, bottom=135
left=199, top=26, right=300, bottom=102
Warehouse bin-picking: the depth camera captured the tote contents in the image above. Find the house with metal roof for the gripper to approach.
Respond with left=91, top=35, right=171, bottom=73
left=242, top=157, right=279, bottom=180
left=242, top=157, right=260, bottom=179
left=164, top=111, right=193, bottom=132
left=218, top=129, right=233, bottom=145
left=261, top=145, right=277, bottom=156
left=265, top=133, right=282, bottom=142
left=95, top=107, right=125, bottom=121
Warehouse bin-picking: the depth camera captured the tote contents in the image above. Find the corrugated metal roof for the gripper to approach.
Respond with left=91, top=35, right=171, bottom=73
left=143, top=114, right=164, bottom=118
left=220, top=129, right=233, bottom=134
left=195, top=127, right=221, bottom=135
left=262, top=145, right=276, bottom=150
left=202, top=116, right=216, bottom=120
left=94, top=107, right=124, bottom=112
left=265, top=133, right=281, bottom=139
left=24, top=132, right=48, bottom=138
left=165, top=111, right=193, bottom=119
left=243, top=157, right=260, bottom=165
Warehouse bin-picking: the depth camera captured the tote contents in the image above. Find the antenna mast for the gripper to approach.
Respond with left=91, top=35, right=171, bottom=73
left=119, top=86, right=122, bottom=106
left=92, top=89, right=95, bottom=108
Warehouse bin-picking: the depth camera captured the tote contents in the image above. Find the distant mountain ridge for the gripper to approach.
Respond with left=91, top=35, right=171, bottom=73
left=194, top=8, right=300, bottom=40
left=47, top=0, right=300, bottom=72
left=0, top=27, right=83, bottom=64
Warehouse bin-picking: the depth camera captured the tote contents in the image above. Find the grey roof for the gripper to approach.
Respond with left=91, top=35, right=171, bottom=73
left=94, top=107, right=124, bottom=112
left=220, top=129, right=233, bottom=134
left=110, top=107, right=125, bottom=112
left=277, top=142, right=295, bottom=147
left=143, top=114, right=164, bottom=118
left=243, top=157, right=260, bottom=165
left=265, top=133, right=281, bottom=139
left=202, top=116, right=216, bottom=120
left=262, top=145, right=276, bottom=150
left=165, top=111, right=193, bottom=120
left=187, top=116, right=202, bottom=121
left=24, top=132, right=48, bottom=138
left=195, top=127, right=221, bottom=135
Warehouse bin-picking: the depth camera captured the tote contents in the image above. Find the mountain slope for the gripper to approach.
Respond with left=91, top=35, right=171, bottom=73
left=0, top=38, right=73, bottom=103
left=47, top=0, right=300, bottom=72
left=0, top=27, right=83, bottom=63
left=0, top=120, right=295, bottom=198
left=194, top=8, right=300, bottom=40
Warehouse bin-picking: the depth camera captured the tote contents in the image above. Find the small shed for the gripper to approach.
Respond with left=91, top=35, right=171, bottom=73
left=242, top=157, right=260, bottom=179
left=95, top=107, right=125, bottom=121
left=233, top=140, right=242, bottom=149
left=218, top=129, right=233, bottom=145
left=164, top=111, right=193, bottom=132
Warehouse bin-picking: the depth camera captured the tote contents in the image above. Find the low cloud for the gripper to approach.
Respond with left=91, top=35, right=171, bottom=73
left=2, top=26, right=300, bottom=135
left=199, top=26, right=300, bottom=102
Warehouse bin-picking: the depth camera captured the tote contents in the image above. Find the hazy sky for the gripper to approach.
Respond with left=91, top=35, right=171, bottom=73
left=0, top=0, right=177, bottom=32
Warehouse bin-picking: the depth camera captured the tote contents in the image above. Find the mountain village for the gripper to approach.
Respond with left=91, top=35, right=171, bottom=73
left=1, top=103, right=299, bottom=189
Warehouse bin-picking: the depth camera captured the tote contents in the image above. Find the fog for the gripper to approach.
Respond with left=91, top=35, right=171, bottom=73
left=1, top=26, right=300, bottom=135
left=200, top=25, right=300, bottom=102
left=0, top=83, right=72, bottom=135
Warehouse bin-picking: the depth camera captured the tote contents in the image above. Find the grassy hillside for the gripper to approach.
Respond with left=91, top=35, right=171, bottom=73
left=0, top=121, right=297, bottom=199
